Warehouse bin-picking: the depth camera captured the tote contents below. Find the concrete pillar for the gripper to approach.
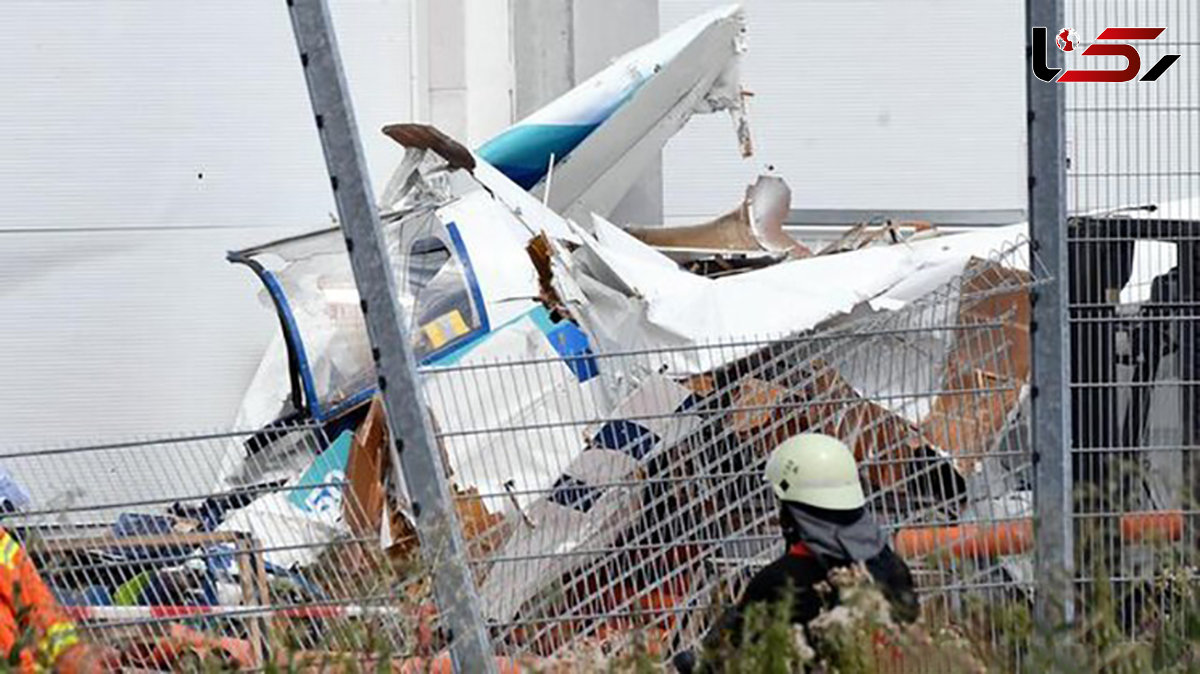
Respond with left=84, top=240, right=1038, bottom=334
left=413, top=0, right=514, bottom=147
left=511, top=0, right=663, bottom=225
left=510, top=0, right=573, bottom=120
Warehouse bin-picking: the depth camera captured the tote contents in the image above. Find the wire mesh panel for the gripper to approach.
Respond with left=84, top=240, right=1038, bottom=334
left=1, top=236, right=1047, bottom=670
left=414, top=239, right=1044, bottom=668
left=1064, top=0, right=1200, bottom=656
left=0, top=421, right=435, bottom=669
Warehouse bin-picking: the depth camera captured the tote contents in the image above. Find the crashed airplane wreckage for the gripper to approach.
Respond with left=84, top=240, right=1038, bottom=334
left=28, top=2, right=1159, bottom=661
left=217, top=141, right=1040, bottom=648
left=207, top=5, right=1043, bottom=649
left=0, top=7, right=1185, bottom=668
left=210, top=2, right=1046, bottom=648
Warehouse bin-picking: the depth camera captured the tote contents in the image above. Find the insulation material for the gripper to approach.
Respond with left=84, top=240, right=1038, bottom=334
left=624, top=175, right=808, bottom=260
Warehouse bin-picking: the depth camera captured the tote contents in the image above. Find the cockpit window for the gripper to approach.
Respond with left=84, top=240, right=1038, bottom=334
left=391, top=213, right=483, bottom=362
left=406, top=236, right=451, bottom=296
left=246, top=208, right=485, bottom=419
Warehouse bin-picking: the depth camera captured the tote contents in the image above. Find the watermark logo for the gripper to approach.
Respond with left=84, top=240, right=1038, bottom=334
left=1033, top=27, right=1180, bottom=83
left=1056, top=28, right=1076, bottom=52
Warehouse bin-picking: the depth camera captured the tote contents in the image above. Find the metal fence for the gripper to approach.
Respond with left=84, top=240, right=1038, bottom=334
left=2, top=421, right=435, bottom=669
left=0, top=235, right=1045, bottom=670
left=427, top=238, right=1043, bottom=667
left=1060, top=0, right=1200, bottom=647
left=3, top=0, right=1198, bottom=671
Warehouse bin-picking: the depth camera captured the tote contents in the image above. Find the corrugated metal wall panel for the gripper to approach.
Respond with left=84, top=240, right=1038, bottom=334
left=659, top=0, right=1027, bottom=222
left=1064, top=1, right=1200, bottom=213
left=0, top=2, right=411, bottom=454
left=0, top=227, right=293, bottom=448
left=0, top=0, right=410, bottom=231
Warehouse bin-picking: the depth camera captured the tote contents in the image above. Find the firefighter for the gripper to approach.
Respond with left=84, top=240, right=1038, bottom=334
left=0, top=527, right=106, bottom=672
left=673, top=433, right=918, bottom=673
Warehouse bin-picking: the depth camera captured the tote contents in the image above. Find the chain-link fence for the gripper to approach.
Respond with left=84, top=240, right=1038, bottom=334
left=0, top=234, right=1044, bottom=670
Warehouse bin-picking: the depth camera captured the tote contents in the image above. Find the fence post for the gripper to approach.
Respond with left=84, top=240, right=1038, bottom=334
left=1025, top=0, right=1074, bottom=629
left=283, top=2, right=497, bottom=671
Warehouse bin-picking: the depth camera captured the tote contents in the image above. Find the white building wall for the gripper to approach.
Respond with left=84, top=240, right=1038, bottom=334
left=510, top=0, right=663, bottom=224
left=418, top=0, right=516, bottom=147
left=1, top=0, right=1039, bottom=453
left=0, top=1, right=412, bottom=447
left=658, top=0, right=1029, bottom=222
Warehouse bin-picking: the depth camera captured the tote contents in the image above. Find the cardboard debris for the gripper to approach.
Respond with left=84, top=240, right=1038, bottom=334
left=344, top=397, right=387, bottom=541
left=338, top=397, right=421, bottom=570
left=728, top=377, right=805, bottom=458
left=799, top=364, right=919, bottom=490
left=920, top=370, right=1022, bottom=476
left=957, top=258, right=1032, bottom=383
left=453, top=485, right=506, bottom=559
left=918, top=259, right=1032, bottom=473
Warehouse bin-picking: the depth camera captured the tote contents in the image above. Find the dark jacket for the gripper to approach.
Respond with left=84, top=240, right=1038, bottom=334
left=673, top=504, right=918, bottom=673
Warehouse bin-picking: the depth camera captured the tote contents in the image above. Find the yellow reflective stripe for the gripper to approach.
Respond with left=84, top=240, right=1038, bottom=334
left=0, top=532, right=20, bottom=570
left=421, top=309, right=469, bottom=349
left=446, top=309, right=468, bottom=336
left=39, top=621, right=79, bottom=662
left=422, top=321, right=448, bottom=349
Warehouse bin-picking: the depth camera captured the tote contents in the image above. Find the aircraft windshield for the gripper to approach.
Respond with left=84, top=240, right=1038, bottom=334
left=245, top=209, right=482, bottom=417
left=389, top=212, right=483, bottom=360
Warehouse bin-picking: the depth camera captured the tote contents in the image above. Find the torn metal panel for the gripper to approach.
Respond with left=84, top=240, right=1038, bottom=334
left=422, top=307, right=607, bottom=514
left=815, top=220, right=936, bottom=257
left=478, top=4, right=750, bottom=223
left=550, top=211, right=1029, bottom=376
left=623, top=174, right=809, bottom=262
left=477, top=374, right=699, bottom=623
left=217, top=431, right=354, bottom=569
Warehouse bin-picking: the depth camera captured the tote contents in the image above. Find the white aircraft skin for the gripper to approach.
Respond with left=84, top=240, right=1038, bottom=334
left=217, top=3, right=1035, bottom=621
left=213, top=5, right=757, bottom=587
left=227, top=3, right=756, bottom=433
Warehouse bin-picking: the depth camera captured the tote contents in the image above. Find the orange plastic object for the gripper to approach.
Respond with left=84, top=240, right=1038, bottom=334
left=895, top=510, right=1185, bottom=560
left=399, top=654, right=526, bottom=674
left=1120, top=510, right=1184, bottom=544
left=895, top=521, right=1034, bottom=560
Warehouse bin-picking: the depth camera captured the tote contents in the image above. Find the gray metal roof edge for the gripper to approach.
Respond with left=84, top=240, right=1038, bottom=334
left=785, top=208, right=1027, bottom=228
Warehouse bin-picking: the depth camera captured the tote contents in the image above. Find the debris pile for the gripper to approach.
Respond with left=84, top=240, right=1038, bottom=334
left=9, top=2, right=1190, bottom=668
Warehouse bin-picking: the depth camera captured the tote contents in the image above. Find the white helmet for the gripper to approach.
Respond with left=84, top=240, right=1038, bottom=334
left=763, top=433, right=865, bottom=510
